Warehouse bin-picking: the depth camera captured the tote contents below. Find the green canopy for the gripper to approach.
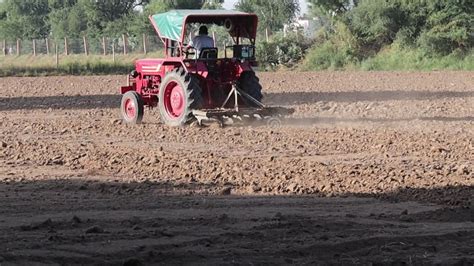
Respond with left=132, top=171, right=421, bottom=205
left=150, top=9, right=258, bottom=42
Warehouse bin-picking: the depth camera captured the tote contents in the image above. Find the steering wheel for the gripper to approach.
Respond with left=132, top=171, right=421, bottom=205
left=184, top=46, right=196, bottom=58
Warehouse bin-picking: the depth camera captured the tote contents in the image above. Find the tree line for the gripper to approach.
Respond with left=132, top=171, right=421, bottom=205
left=1, top=0, right=471, bottom=70
left=0, top=0, right=300, bottom=41
left=307, top=0, right=473, bottom=56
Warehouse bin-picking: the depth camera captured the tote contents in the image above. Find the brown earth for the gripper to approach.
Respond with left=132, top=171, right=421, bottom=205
left=0, top=71, right=473, bottom=265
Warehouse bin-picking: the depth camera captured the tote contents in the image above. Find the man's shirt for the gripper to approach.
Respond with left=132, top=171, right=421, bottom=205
left=189, top=35, right=214, bottom=57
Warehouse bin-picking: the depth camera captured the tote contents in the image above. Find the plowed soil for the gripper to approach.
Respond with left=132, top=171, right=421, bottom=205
left=0, top=71, right=473, bottom=265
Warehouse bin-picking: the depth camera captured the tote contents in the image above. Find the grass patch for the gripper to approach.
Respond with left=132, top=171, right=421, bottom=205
left=2, top=46, right=472, bottom=76
left=358, top=47, right=474, bottom=71
left=0, top=52, right=163, bottom=77
left=302, top=43, right=473, bottom=71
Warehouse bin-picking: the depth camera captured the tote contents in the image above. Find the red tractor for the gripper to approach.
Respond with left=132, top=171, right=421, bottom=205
left=120, top=10, right=292, bottom=127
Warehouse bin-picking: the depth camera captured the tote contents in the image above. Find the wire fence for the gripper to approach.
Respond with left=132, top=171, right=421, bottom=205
left=1, top=34, right=166, bottom=57
left=1, top=30, right=276, bottom=58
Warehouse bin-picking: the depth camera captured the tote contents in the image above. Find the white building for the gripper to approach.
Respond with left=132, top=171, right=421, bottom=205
left=284, top=17, right=323, bottom=39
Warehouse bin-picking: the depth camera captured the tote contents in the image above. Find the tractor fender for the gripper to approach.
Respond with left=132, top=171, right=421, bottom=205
left=120, top=85, right=134, bottom=94
left=162, top=61, right=187, bottom=73
left=237, top=61, right=253, bottom=74
left=182, top=61, right=209, bottom=79
left=161, top=61, right=210, bottom=78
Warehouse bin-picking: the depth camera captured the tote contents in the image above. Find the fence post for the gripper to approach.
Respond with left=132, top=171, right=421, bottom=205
left=55, top=42, right=59, bottom=69
left=102, top=37, right=107, bottom=55
left=265, top=28, right=269, bottom=42
left=32, top=39, right=36, bottom=56
left=224, top=41, right=227, bottom=58
left=112, top=42, right=116, bottom=63
left=122, top=34, right=127, bottom=55
left=83, top=36, right=88, bottom=56
left=2, top=40, right=5, bottom=56
left=143, top=34, right=147, bottom=55
left=45, top=38, right=50, bottom=55
left=212, top=31, right=216, bottom=47
left=64, top=37, right=68, bottom=55
left=16, top=39, right=21, bottom=56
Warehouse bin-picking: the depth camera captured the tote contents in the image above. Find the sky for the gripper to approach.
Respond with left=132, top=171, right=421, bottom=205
left=222, top=0, right=309, bottom=15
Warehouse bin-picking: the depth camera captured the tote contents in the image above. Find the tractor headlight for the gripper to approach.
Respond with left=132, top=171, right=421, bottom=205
left=130, top=70, right=139, bottom=78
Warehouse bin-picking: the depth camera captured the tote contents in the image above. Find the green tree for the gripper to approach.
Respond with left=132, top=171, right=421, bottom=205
left=235, top=0, right=300, bottom=33
left=0, top=0, right=50, bottom=39
left=417, top=0, right=473, bottom=55
left=345, top=0, right=404, bottom=54
left=145, top=0, right=205, bottom=14
left=304, top=0, right=473, bottom=70
left=77, top=0, right=150, bottom=38
left=202, top=0, right=224, bottom=9
left=307, top=0, right=357, bottom=16
left=94, top=0, right=149, bottom=22
left=48, top=0, right=87, bottom=38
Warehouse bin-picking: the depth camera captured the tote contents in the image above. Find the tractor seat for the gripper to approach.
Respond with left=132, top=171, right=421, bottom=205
left=199, top=48, right=218, bottom=59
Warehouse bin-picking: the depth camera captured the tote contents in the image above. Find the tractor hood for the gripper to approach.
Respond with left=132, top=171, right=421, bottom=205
left=150, top=9, right=258, bottom=43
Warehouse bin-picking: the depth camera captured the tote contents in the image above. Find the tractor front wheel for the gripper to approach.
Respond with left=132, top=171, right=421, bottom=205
left=158, top=68, right=203, bottom=127
left=121, top=91, right=144, bottom=124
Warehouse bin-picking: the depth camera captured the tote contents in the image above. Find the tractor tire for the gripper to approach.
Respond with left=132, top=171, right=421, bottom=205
left=236, top=71, right=263, bottom=107
left=121, top=91, right=144, bottom=124
left=158, top=68, right=203, bottom=127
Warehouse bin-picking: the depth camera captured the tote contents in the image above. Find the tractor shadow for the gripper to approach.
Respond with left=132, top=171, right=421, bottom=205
left=283, top=116, right=474, bottom=126
left=263, top=89, right=474, bottom=126
left=264, top=90, right=474, bottom=105
left=0, top=94, right=121, bottom=111
left=2, top=89, right=473, bottom=112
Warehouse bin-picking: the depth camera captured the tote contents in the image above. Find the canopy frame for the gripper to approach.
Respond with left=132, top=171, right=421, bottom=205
left=150, top=10, right=258, bottom=57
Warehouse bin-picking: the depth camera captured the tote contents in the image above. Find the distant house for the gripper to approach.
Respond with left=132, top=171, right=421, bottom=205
left=283, top=17, right=323, bottom=38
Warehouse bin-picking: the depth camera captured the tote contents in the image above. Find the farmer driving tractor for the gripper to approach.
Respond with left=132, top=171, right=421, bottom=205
left=187, top=25, right=215, bottom=58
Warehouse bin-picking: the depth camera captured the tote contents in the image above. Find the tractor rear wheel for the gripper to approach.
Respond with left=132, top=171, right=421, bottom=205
left=158, top=68, right=203, bottom=127
left=121, top=91, right=144, bottom=124
left=237, top=71, right=263, bottom=107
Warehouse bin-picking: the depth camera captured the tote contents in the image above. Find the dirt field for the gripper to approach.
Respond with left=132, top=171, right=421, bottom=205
left=0, top=71, right=473, bottom=265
